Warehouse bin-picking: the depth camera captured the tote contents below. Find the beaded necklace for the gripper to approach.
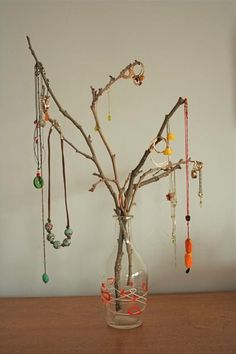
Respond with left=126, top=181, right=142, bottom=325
left=45, top=125, right=73, bottom=250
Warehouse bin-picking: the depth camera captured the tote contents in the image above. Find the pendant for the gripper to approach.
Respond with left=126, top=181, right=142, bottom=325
left=33, top=175, right=44, bottom=189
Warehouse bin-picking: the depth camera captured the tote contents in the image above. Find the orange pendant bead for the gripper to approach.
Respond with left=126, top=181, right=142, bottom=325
left=185, top=253, right=192, bottom=269
left=185, top=238, right=192, bottom=253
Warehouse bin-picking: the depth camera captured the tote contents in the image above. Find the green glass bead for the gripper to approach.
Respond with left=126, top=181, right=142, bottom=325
left=33, top=176, right=44, bottom=189
left=47, top=233, right=55, bottom=242
left=42, top=273, right=49, bottom=283
left=64, top=228, right=73, bottom=237
left=62, top=238, right=71, bottom=247
left=53, top=240, right=61, bottom=249
left=107, top=114, right=112, bottom=121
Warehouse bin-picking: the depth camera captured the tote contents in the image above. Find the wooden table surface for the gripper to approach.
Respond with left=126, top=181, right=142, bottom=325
left=0, top=292, right=235, bottom=354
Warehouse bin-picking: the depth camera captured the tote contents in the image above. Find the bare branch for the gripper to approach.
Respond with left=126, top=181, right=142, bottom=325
left=89, top=179, right=103, bottom=192
left=124, top=97, right=185, bottom=210
left=138, top=159, right=186, bottom=188
left=90, top=60, right=145, bottom=203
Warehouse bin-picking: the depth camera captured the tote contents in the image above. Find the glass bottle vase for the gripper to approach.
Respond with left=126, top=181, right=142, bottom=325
left=101, top=215, right=148, bottom=329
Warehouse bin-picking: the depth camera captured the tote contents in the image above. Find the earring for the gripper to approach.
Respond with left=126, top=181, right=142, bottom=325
left=132, top=63, right=145, bottom=86
left=164, top=122, right=177, bottom=264
left=191, top=161, right=204, bottom=207
left=106, top=90, right=112, bottom=121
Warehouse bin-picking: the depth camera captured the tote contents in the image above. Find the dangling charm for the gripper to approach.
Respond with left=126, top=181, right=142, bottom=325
left=165, top=122, right=177, bottom=263
left=42, top=273, right=49, bottom=283
left=106, top=90, right=112, bottom=121
left=197, top=161, right=203, bottom=207
left=191, top=161, right=204, bottom=207
left=33, top=171, right=44, bottom=189
left=163, top=122, right=174, bottom=156
left=166, top=170, right=177, bottom=264
left=185, top=236, right=192, bottom=274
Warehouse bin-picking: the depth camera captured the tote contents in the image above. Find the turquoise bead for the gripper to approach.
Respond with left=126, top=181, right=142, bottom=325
left=64, top=228, right=73, bottom=237
left=53, top=240, right=61, bottom=249
left=42, top=273, right=49, bottom=283
left=47, top=233, right=55, bottom=243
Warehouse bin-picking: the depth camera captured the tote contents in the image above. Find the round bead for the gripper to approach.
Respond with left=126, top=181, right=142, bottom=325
left=53, top=240, right=61, bottom=249
left=47, top=233, right=55, bottom=242
left=64, top=228, right=73, bottom=237
left=42, top=273, right=49, bottom=283
left=39, top=119, right=46, bottom=127
left=167, top=132, right=175, bottom=141
left=33, top=176, right=44, bottom=189
left=163, top=147, right=172, bottom=156
left=62, top=238, right=71, bottom=247
left=45, top=222, right=53, bottom=232
left=185, top=215, right=191, bottom=221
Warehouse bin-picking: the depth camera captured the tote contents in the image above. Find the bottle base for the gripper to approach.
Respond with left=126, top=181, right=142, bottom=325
left=107, top=313, right=143, bottom=329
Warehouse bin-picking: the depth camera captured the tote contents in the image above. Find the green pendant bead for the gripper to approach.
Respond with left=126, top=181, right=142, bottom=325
left=62, top=238, right=71, bottom=247
left=64, top=228, right=73, bottom=237
left=47, top=233, right=55, bottom=243
left=33, top=176, right=44, bottom=189
left=42, top=273, right=49, bottom=283
left=53, top=240, right=61, bottom=249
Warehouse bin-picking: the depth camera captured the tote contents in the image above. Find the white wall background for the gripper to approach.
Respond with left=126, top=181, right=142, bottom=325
left=0, top=0, right=235, bottom=297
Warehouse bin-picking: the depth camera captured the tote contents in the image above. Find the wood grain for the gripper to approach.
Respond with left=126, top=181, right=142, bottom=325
left=0, top=292, right=235, bottom=354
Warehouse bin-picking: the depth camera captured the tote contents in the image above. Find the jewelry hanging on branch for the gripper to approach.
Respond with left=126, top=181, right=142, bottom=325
left=121, top=62, right=145, bottom=86
left=33, top=63, right=49, bottom=283
left=191, top=161, right=204, bottom=207
left=165, top=122, right=177, bottom=264
left=45, top=124, right=73, bottom=251
left=106, top=90, right=112, bottom=121
left=184, top=98, right=192, bottom=274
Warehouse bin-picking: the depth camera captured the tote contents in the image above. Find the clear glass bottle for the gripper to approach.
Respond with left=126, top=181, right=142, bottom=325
left=101, top=215, right=148, bottom=329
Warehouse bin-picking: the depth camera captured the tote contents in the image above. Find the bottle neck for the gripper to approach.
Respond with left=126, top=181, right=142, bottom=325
left=114, top=215, right=133, bottom=243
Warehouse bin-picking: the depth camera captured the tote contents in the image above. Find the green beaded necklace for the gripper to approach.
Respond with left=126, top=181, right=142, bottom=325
left=45, top=125, right=73, bottom=252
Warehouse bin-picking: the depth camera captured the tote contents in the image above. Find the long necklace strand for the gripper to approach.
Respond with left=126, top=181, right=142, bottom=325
left=184, top=98, right=192, bottom=273
left=34, top=66, right=48, bottom=283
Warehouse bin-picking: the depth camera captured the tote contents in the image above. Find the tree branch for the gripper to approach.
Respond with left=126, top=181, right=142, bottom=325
left=90, top=60, right=145, bottom=208
left=138, top=159, right=186, bottom=188
left=124, top=97, right=186, bottom=210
